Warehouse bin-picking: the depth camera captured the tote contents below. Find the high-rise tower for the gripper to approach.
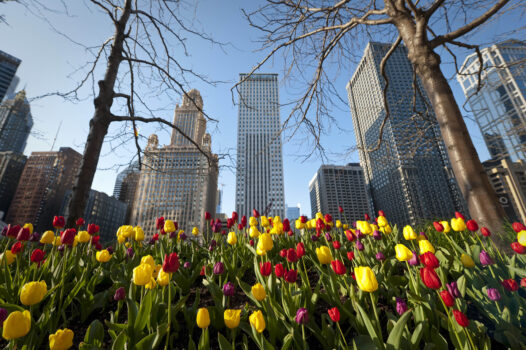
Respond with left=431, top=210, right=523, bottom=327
left=0, top=50, right=21, bottom=101
left=0, top=90, right=33, bottom=153
left=235, top=73, right=285, bottom=218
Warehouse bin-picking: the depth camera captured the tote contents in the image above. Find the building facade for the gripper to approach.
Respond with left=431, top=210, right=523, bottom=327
left=5, top=147, right=82, bottom=232
left=347, top=42, right=466, bottom=225
left=458, top=40, right=526, bottom=161
left=113, top=161, right=140, bottom=199
left=130, top=90, right=218, bottom=236
left=0, top=90, right=33, bottom=153
left=235, top=73, right=285, bottom=219
left=483, top=158, right=526, bottom=223
left=0, top=151, right=26, bottom=219
left=286, top=205, right=300, bottom=221
left=309, top=163, right=370, bottom=222
left=61, top=189, right=127, bottom=242
left=0, top=50, right=21, bottom=101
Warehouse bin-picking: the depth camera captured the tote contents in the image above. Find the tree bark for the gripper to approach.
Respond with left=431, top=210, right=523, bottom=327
left=65, top=0, right=132, bottom=227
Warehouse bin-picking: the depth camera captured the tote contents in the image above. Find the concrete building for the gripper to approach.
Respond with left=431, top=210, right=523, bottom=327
left=0, top=50, right=21, bottom=101
left=130, top=89, right=218, bottom=237
left=61, top=189, right=127, bottom=242
left=5, top=147, right=82, bottom=232
left=286, top=204, right=301, bottom=221
left=0, top=151, right=26, bottom=219
left=483, top=158, right=526, bottom=222
left=346, top=42, right=466, bottom=225
left=0, top=90, right=33, bottom=153
left=235, top=73, right=285, bottom=219
left=309, top=163, right=370, bottom=222
left=113, top=161, right=140, bottom=199
left=458, top=40, right=526, bottom=161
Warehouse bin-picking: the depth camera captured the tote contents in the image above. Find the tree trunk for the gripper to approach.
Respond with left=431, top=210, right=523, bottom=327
left=65, top=1, right=132, bottom=227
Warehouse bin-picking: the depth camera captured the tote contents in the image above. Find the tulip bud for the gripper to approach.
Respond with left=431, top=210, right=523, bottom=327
left=355, top=266, right=378, bottom=292
left=325, top=232, right=332, bottom=242
left=373, top=230, right=382, bottom=240
left=53, top=216, right=65, bottom=229
left=16, top=227, right=30, bottom=241
left=331, top=260, right=346, bottom=275
left=61, top=229, right=76, bottom=245
left=328, top=307, right=340, bottom=322
left=512, top=241, right=526, bottom=254
left=347, top=251, right=355, bottom=261
left=479, top=250, right=494, bottom=266
left=205, top=211, right=211, bottom=220
left=284, top=269, right=297, bottom=283
left=196, top=308, right=210, bottom=329
left=295, top=308, right=309, bottom=324
left=396, top=298, right=408, bottom=315
left=447, top=282, right=461, bottom=299
left=455, top=211, right=465, bottom=220
left=409, top=251, right=419, bottom=266
left=213, top=262, right=224, bottom=275
left=420, top=252, right=439, bottom=268
left=512, top=222, right=526, bottom=233
left=440, top=290, right=455, bottom=307
left=364, top=213, right=370, bottom=221
left=375, top=251, right=385, bottom=261
left=310, top=234, right=318, bottom=242
left=466, top=219, right=478, bottom=232
left=420, top=266, right=441, bottom=289
left=486, top=288, right=501, bottom=301
left=249, top=239, right=254, bottom=246
left=296, top=242, right=305, bottom=258
left=452, top=309, right=469, bottom=327
left=31, top=249, right=45, bottom=264
left=11, top=242, right=22, bottom=254
left=433, top=221, right=444, bottom=232
left=480, top=227, right=491, bottom=237
left=114, top=287, right=126, bottom=301
left=356, top=240, right=364, bottom=251
left=260, top=261, right=272, bottom=276
left=502, top=279, right=519, bottom=292
left=338, top=206, right=344, bottom=213
left=274, top=263, right=285, bottom=278
left=223, top=281, right=235, bottom=297
left=126, top=247, right=134, bottom=258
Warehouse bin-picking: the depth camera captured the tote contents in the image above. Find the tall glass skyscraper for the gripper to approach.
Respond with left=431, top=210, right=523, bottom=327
left=0, top=50, right=21, bottom=102
left=236, top=73, right=285, bottom=219
left=458, top=39, right=526, bottom=161
left=346, top=42, right=466, bottom=225
left=0, top=90, right=33, bottom=153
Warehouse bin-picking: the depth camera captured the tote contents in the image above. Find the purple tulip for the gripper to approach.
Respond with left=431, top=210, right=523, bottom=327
left=183, top=261, right=191, bottom=269
left=486, top=288, right=501, bottom=301
left=356, top=230, right=364, bottom=239
left=0, top=227, right=7, bottom=237
left=29, top=232, right=40, bottom=242
left=223, top=282, right=235, bottom=297
left=179, top=232, right=187, bottom=241
left=356, top=240, right=364, bottom=251
left=295, top=308, right=309, bottom=324
left=479, top=250, right=494, bottom=266
left=16, top=227, right=30, bottom=241
left=126, top=247, right=134, bottom=258
left=352, top=221, right=357, bottom=228
left=325, top=232, right=332, bottom=242
left=396, top=298, right=408, bottom=315
left=419, top=232, right=428, bottom=239
left=0, top=308, right=7, bottom=324
left=373, top=230, right=382, bottom=240
left=447, top=282, right=461, bottom=299
left=375, top=251, right=385, bottom=261
left=148, top=238, right=155, bottom=245
left=106, top=246, right=114, bottom=254
left=409, top=251, right=419, bottom=266
left=114, top=287, right=126, bottom=301
left=170, top=231, right=177, bottom=239
left=311, top=235, right=318, bottom=242
left=213, top=262, right=224, bottom=275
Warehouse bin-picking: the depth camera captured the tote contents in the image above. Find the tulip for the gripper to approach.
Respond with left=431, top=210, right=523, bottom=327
left=2, top=310, right=31, bottom=340
left=163, top=253, right=180, bottom=273
left=518, top=230, right=526, bottom=246
left=114, top=287, right=126, bottom=301
left=420, top=252, right=439, bottom=268
left=440, top=290, right=455, bottom=307
left=258, top=233, right=273, bottom=252
left=486, top=288, right=501, bottom=301
left=479, top=250, right=494, bottom=266
left=224, top=309, right=242, bottom=329
left=241, top=216, right=247, bottom=227
left=345, top=230, right=355, bottom=241
left=357, top=221, right=372, bottom=234
left=439, top=220, right=450, bottom=233
left=447, top=282, right=461, bottom=299
left=375, top=251, right=386, bottom=261
left=420, top=267, right=441, bottom=289
left=521, top=277, right=526, bottom=288
left=196, top=308, right=210, bottom=329
left=126, top=247, right=134, bottom=258
left=30, top=249, right=45, bottom=264
left=356, top=240, right=364, bottom=251
left=364, top=213, right=370, bottom=221
left=295, top=308, right=309, bottom=325
left=87, top=224, right=99, bottom=235
left=395, top=244, right=413, bottom=262
left=455, top=211, right=465, bottom=220
left=460, top=254, right=475, bottom=268
left=325, top=232, right=332, bottom=242
left=418, top=239, right=435, bottom=254
left=502, top=279, right=519, bottom=292
left=183, top=262, right=191, bottom=269
left=395, top=298, right=408, bottom=315
left=213, top=262, right=224, bottom=275
left=403, top=225, right=417, bottom=240
left=480, top=227, right=491, bottom=237
left=223, top=282, right=235, bottom=297
left=231, top=211, right=238, bottom=222
left=355, top=266, right=378, bottom=292
left=512, top=241, right=526, bottom=254
left=61, top=229, right=76, bottom=245
left=452, top=310, right=469, bottom=327
left=96, top=250, right=111, bottom=263
left=249, top=226, right=260, bottom=238
left=331, top=260, right=346, bottom=275
left=377, top=216, right=387, bottom=227
left=284, top=269, right=298, bottom=283
left=347, top=251, right=355, bottom=261
left=328, top=307, right=340, bottom=322
left=316, top=246, right=333, bottom=264
left=16, top=227, right=30, bottom=241
left=41, top=230, right=55, bottom=244
left=53, top=216, right=65, bottom=229
left=77, top=231, right=90, bottom=243
left=512, top=222, right=526, bottom=233
left=133, top=264, right=154, bottom=286
left=11, top=242, right=22, bottom=254
left=372, top=230, right=382, bottom=240
left=466, top=219, right=478, bottom=232
left=141, top=255, right=155, bottom=267
left=274, top=263, right=285, bottom=278
left=49, top=328, right=74, bottom=350
left=227, top=231, right=237, bottom=245
left=20, top=281, right=47, bottom=305
left=0, top=308, right=7, bottom=324
left=451, top=218, right=466, bottom=232
left=164, top=220, right=176, bottom=233
left=287, top=248, right=298, bottom=263
left=311, top=234, right=318, bottom=242
left=296, top=242, right=305, bottom=258
left=2, top=251, right=18, bottom=265
left=249, top=310, right=266, bottom=333
left=251, top=283, right=266, bottom=301
left=260, top=261, right=272, bottom=276
left=433, top=221, right=444, bottom=232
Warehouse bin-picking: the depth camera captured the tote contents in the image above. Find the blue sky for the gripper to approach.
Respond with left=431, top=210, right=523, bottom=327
left=2, top=1, right=521, bottom=217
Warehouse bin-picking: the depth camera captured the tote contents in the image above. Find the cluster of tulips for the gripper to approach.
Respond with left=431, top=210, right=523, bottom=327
left=1, top=208, right=526, bottom=349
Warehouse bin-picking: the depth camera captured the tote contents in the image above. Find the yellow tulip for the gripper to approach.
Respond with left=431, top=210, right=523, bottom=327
left=0, top=250, right=16, bottom=265
left=343, top=224, right=349, bottom=230
left=258, top=233, right=273, bottom=251
left=315, top=212, right=323, bottom=220
left=227, top=232, right=237, bottom=245
left=403, top=225, right=417, bottom=240
left=2, top=310, right=31, bottom=340
left=460, top=254, right=475, bottom=268
left=117, top=233, right=125, bottom=244
left=145, top=277, right=157, bottom=290
left=377, top=216, right=388, bottom=227
left=134, top=226, right=145, bottom=241
left=518, top=230, right=526, bottom=247
left=357, top=221, right=372, bottom=234
left=77, top=231, right=90, bottom=243
left=40, top=230, right=55, bottom=244
left=23, top=223, right=34, bottom=235
left=355, top=266, right=378, bottom=292
left=249, top=226, right=260, bottom=238
left=307, top=219, right=315, bottom=230
left=249, top=217, right=258, bottom=227
left=192, top=227, right=199, bottom=236
left=196, top=308, right=210, bottom=328
left=383, top=224, right=392, bottom=234
left=256, top=246, right=266, bottom=256
left=273, top=216, right=281, bottom=224
left=419, top=240, right=435, bottom=254
left=157, top=269, right=171, bottom=287
left=120, top=225, right=134, bottom=238
left=53, top=236, right=62, bottom=246
left=451, top=218, right=466, bottom=232
left=249, top=310, right=266, bottom=333
left=49, top=328, right=74, bottom=350
left=164, top=220, right=176, bottom=233
left=20, top=281, right=47, bottom=306
left=295, top=219, right=304, bottom=230
left=133, top=263, right=154, bottom=286
left=395, top=244, right=413, bottom=262
left=141, top=255, right=155, bottom=267
left=316, top=246, right=333, bottom=264
left=259, top=216, right=269, bottom=227
left=269, top=222, right=283, bottom=235
left=96, top=250, right=111, bottom=263
left=251, top=283, right=266, bottom=301
left=224, top=309, right=242, bottom=329
left=336, top=220, right=342, bottom=228
left=440, top=221, right=451, bottom=233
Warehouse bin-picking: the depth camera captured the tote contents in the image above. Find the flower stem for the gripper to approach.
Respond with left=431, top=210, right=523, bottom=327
left=336, top=322, right=349, bottom=349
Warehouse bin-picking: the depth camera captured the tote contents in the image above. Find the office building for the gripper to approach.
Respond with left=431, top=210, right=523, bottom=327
left=346, top=42, right=466, bottom=225
left=0, top=50, right=21, bottom=101
left=5, top=147, right=82, bottom=232
left=309, top=163, right=370, bottom=221
left=0, top=90, right=33, bottom=153
left=113, top=161, right=139, bottom=199
left=130, top=89, right=218, bottom=236
left=235, top=73, right=285, bottom=218
left=0, top=151, right=26, bottom=218
left=458, top=40, right=526, bottom=161
left=286, top=204, right=300, bottom=221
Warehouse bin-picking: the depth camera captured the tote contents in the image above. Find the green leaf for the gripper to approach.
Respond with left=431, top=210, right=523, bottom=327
left=410, top=322, right=424, bottom=347
left=84, top=320, right=104, bottom=347
left=457, top=275, right=466, bottom=298
left=135, top=333, right=157, bottom=350
left=218, top=332, right=234, bottom=350
left=386, top=310, right=412, bottom=349
left=134, top=290, right=153, bottom=333
left=111, top=331, right=127, bottom=350
left=355, top=302, right=384, bottom=350
left=198, top=328, right=210, bottom=350
left=281, top=334, right=294, bottom=350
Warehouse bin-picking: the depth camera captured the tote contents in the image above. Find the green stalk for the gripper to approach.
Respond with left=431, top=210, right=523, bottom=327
left=165, top=279, right=172, bottom=350
left=436, top=291, right=463, bottom=348
left=369, top=292, right=383, bottom=341
left=336, top=322, right=349, bottom=349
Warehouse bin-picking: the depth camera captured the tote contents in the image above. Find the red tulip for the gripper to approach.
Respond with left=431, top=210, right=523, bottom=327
left=521, top=277, right=526, bottom=288
left=249, top=239, right=254, bottom=246
left=480, top=227, right=491, bottom=237
left=433, top=221, right=444, bottom=232
left=331, top=260, right=346, bottom=275
left=324, top=214, right=333, bottom=223
left=332, top=240, right=341, bottom=250
left=87, top=224, right=99, bottom=235
left=420, top=266, right=441, bottom=289
left=61, top=228, right=76, bottom=245
left=16, top=227, right=30, bottom=241
left=205, top=212, right=211, bottom=220
left=420, top=252, right=439, bottom=269
left=241, top=216, right=247, bottom=227
left=466, top=219, right=478, bottom=232
left=260, top=262, right=272, bottom=276
left=156, top=217, right=165, bottom=230
left=152, top=233, right=159, bottom=241
left=345, top=230, right=355, bottom=242
left=347, top=251, right=355, bottom=261
left=328, top=307, right=340, bottom=322
left=512, top=222, right=526, bottom=233
left=6, top=224, right=21, bottom=238
left=316, top=218, right=325, bottom=231
left=300, top=216, right=307, bottom=224
left=91, top=235, right=100, bottom=245
left=502, top=279, right=519, bottom=292
left=76, top=218, right=85, bottom=226
left=200, top=265, right=206, bottom=276
left=287, top=230, right=294, bottom=236
left=338, top=206, right=344, bottom=213
left=226, top=218, right=233, bottom=229
left=163, top=253, right=180, bottom=273
left=378, top=210, right=385, bottom=217
left=455, top=212, right=465, bottom=220
left=296, top=242, right=305, bottom=258
left=452, top=310, right=469, bottom=327
left=282, top=219, right=290, bottom=232
left=440, top=290, right=455, bottom=307
left=231, top=211, right=238, bottom=222
left=237, top=224, right=243, bottom=231
left=364, top=213, right=370, bottom=221
left=284, top=269, right=297, bottom=283
left=252, top=209, right=260, bottom=218
left=512, top=242, right=526, bottom=254
left=31, top=249, right=45, bottom=265
left=53, top=216, right=65, bottom=229
left=11, top=242, right=22, bottom=254
left=279, top=249, right=287, bottom=258
left=274, top=263, right=285, bottom=278
left=287, top=248, right=298, bottom=263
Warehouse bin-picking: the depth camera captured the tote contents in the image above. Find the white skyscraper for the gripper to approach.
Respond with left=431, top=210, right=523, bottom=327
left=236, top=73, right=285, bottom=218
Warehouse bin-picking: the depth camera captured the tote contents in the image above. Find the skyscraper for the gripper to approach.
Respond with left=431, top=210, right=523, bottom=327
left=0, top=50, right=21, bottom=101
left=0, top=151, right=26, bottom=219
left=347, top=42, right=466, bottom=225
left=286, top=204, right=300, bottom=221
left=113, top=161, right=139, bottom=199
left=235, top=73, right=285, bottom=219
left=6, top=147, right=82, bottom=232
left=0, top=90, right=33, bottom=153
left=130, top=89, right=218, bottom=236
left=309, top=164, right=370, bottom=222
left=458, top=40, right=526, bottom=161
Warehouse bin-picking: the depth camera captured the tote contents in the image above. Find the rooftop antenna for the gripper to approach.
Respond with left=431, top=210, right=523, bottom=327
left=50, top=120, right=63, bottom=151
